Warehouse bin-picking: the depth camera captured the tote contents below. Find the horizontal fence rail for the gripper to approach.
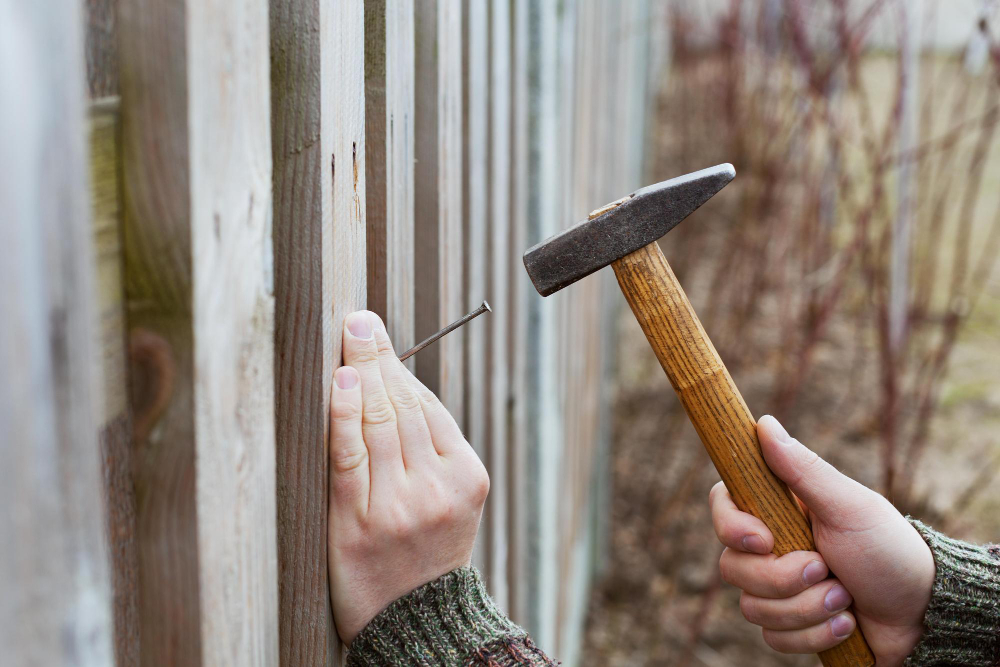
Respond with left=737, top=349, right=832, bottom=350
left=1, top=0, right=656, bottom=665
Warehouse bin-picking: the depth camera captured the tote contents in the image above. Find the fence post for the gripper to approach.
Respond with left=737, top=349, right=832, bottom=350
left=119, top=0, right=279, bottom=662
left=0, top=2, right=113, bottom=663
left=463, top=0, right=491, bottom=573
left=415, top=0, right=466, bottom=423
left=487, top=0, right=513, bottom=613
left=365, top=0, right=416, bottom=360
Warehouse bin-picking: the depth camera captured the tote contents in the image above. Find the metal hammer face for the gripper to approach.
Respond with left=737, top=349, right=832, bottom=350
left=522, top=163, right=735, bottom=296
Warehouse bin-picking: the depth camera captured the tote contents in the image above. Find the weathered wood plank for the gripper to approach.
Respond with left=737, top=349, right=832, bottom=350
left=119, top=0, right=279, bottom=662
left=0, top=2, right=114, bottom=663
left=365, top=0, right=415, bottom=364
left=463, top=0, right=490, bottom=573
left=506, top=0, right=531, bottom=629
left=415, top=0, right=465, bottom=424
left=486, top=0, right=512, bottom=613
left=85, top=0, right=118, bottom=97
left=90, top=98, right=141, bottom=667
left=269, top=0, right=342, bottom=662
left=328, top=0, right=368, bottom=386
left=524, top=0, right=563, bottom=650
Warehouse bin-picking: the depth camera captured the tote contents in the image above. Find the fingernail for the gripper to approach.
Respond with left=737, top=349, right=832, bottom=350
left=831, top=613, right=854, bottom=638
left=335, top=367, right=359, bottom=390
left=824, top=585, right=852, bottom=612
left=762, top=415, right=792, bottom=444
left=346, top=312, right=372, bottom=339
left=741, top=534, right=768, bottom=554
left=802, top=560, right=827, bottom=586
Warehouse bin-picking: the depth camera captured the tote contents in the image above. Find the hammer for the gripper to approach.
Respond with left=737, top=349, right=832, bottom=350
left=523, top=164, right=875, bottom=667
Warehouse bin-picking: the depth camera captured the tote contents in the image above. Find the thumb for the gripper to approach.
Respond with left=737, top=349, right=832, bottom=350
left=757, top=415, right=873, bottom=523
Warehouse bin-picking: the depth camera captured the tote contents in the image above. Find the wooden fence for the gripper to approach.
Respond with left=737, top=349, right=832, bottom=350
left=1, top=0, right=656, bottom=664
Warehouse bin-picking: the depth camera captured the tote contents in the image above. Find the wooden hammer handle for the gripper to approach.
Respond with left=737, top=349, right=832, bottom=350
left=612, top=242, right=875, bottom=667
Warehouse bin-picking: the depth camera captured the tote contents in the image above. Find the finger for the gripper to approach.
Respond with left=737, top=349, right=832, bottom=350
left=719, top=548, right=829, bottom=599
left=709, top=482, right=774, bottom=554
left=757, top=415, right=876, bottom=525
left=740, top=579, right=853, bottom=631
left=342, top=311, right=403, bottom=478
left=329, top=366, right=369, bottom=515
left=367, top=313, right=437, bottom=469
left=405, top=371, right=468, bottom=458
left=761, top=612, right=856, bottom=654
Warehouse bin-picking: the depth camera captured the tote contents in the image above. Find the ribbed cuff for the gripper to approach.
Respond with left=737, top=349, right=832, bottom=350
left=346, top=567, right=527, bottom=666
left=905, top=519, right=1000, bottom=667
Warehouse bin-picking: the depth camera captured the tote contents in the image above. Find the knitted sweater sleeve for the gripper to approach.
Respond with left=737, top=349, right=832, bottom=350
left=905, top=519, right=1000, bottom=667
left=345, top=567, right=556, bottom=666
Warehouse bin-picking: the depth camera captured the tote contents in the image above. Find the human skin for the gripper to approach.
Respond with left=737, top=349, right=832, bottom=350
left=326, top=310, right=490, bottom=643
left=710, top=415, right=935, bottom=665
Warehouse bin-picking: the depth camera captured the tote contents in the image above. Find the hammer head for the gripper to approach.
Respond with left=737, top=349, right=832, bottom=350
left=523, top=164, right=735, bottom=296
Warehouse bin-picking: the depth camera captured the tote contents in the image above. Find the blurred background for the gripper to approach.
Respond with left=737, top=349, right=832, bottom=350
left=584, top=1, right=1000, bottom=664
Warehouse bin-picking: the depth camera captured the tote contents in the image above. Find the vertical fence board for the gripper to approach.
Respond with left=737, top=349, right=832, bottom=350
left=328, top=0, right=368, bottom=383
left=120, top=0, right=279, bottom=662
left=365, top=0, right=415, bottom=357
left=507, top=0, right=531, bottom=628
left=524, top=0, right=563, bottom=649
left=0, top=2, right=113, bottom=663
left=463, top=0, right=490, bottom=571
left=85, top=0, right=118, bottom=97
left=415, top=0, right=465, bottom=423
left=487, top=0, right=512, bottom=612
left=90, top=99, right=141, bottom=667
left=269, top=0, right=337, bottom=661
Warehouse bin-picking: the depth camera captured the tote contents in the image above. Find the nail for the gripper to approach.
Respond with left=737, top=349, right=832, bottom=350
left=762, top=414, right=792, bottom=445
left=741, top=534, right=768, bottom=554
left=335, top=367, right=359, bottom=390
left=830, top=613, right=854, bottom=638
left=824, top=585, right=852, bottom=612
left=346, top=312, right=372, bottom=339
left=802, top=560, right=828, bottom=586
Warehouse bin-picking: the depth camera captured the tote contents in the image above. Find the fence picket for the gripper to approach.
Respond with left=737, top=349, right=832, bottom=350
left=119, top=0, right=279, bottom=662
left=366, top=0, right=416, bottom=360
left=415, top=0, right=466, bottom=424
left=0, top=2, right=113, bottom=663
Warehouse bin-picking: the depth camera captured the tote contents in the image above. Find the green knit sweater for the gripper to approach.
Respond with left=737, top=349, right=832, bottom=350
left=347, top=522, right=1000, bottom=666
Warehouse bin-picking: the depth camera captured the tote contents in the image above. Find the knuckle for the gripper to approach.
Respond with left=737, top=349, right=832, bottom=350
left=718, top=550, right=735, bottom=584
left=739, top=594, right=760, bottom=624
left=466, top=462, right=490, bottom=503
left=769, top=566, right=789, bottom=598
left=363, top=400, right=397, bottom=427
left=330, top=400, right=361, bottom=424
left=331, top=445, right=367, bottom=474
left=761, top=629, right=785, bottom=653
left=348, top=339, right=380, bottom=364
left=390, top=386, right=422, bottom=415
left=376, top=335, right=395, bottom=356
left=385, top=506, right=416, bottom=540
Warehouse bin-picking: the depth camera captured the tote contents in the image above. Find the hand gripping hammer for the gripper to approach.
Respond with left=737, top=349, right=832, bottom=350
left=523, top=164, right=875, bottom=667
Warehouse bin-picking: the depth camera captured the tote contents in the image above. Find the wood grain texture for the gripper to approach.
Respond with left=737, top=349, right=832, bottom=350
left=85, top=0, right=118, bottom=97
left=120, top=0, right=280, bottom=662
left=365, top=0, right=415, bottom=364
left=90, top=99, right=141, bottom=667
left=0, top=2, right=114, bottom=662
left=463, top=0, right=490, bottom=573
left=486, top=0, right=512, bottom=613
left=269, top=0, right=339, bottom=661
left=612, top=241, right=875, bottom=667
left=415, top=0, right=465, bottom=424
left=523, top=0, right=563, bottom=649
left=328, top=0, right=368, bottom=381
left=506, top=0, right=531, bottom=628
